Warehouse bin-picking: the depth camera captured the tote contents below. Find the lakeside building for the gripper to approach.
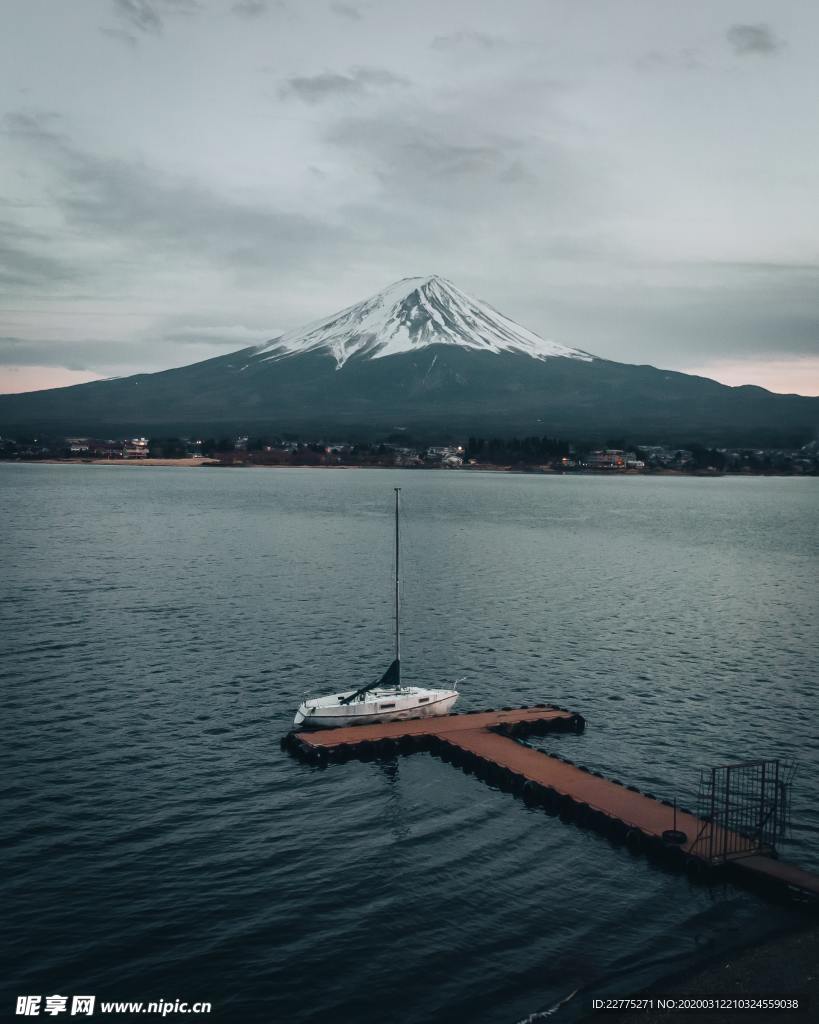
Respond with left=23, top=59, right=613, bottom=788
left=61, top=436, right=150, bottom=458
left=123, top=438, right=149, bottom=459
left=391, top=447, right=424, bottom=467
left=90, top=440, right=125, bottom=458
left=636, top=446, right=694, bottom=468
left=583, top=450, right=645, bottom=471
left=585, top=449, right=625, bottom=469
left=425, top=445, right=464, bottom=464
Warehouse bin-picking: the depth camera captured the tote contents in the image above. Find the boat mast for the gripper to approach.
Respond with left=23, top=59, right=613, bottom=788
left=394, top=487, right=401, bottom=686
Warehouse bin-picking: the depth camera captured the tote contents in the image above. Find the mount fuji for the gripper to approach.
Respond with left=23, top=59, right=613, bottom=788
left=258, top=275, right=592, bottom=366
left=1, top=275, right=816, bottom=445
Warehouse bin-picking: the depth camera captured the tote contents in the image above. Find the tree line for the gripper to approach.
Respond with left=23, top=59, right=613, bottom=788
left=464, top=436, right=571, bottom=463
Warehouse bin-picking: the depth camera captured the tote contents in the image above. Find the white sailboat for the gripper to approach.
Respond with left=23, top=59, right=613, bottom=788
left=293, top=488, right=459, bottom=729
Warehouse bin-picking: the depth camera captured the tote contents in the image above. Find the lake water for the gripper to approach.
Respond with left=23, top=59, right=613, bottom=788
left=1, top=465, right=817, bottom=1023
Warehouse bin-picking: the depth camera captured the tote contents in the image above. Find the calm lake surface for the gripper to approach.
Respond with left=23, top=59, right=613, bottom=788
left=1, top=465, right=817, bottom=1023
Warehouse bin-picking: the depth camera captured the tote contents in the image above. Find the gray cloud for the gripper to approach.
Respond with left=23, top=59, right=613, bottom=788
left=431, top=31, right=505, bottom=51
left=3, top=109, right=61, bottom=141
left=726, top=23, right=783, bottom=56
left=634, top=48, right=702, bottom=72
left=232, top=0, right=271, bottom=18
left=323, top=106, right=589, bottom=219
left=0, top=215, right=80, bottom=292
left=100, top=26, right=140, bottom=47
left=702, top=259, right=819, bottom=276
left=0, top=337, right=126, bottom=372
left=0, top=238, right=78, bottom=291
left=110, top=0, right=201, bottom=37
left=330, top=3, right=361, bottom=21
left=279, top=66, right=409, bottom=103
left=530, top=262, right=819, bottom=365
left=159, top=324, right=272, bottom=345
left=0, top=328, right=266, bottom=372
left=112, top=0, right=161, bottom=35
left=3, top=111, right=335, bottom=283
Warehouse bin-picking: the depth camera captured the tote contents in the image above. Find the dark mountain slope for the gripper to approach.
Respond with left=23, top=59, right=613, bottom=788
left=1, top=343, right=815, bottom=446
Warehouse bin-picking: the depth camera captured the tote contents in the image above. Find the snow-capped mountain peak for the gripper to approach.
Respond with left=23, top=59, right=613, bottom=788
left=256, top=276, right=594, bottom=367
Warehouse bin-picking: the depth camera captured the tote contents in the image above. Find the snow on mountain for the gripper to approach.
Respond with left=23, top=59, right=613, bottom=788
left=255, top=275, right=594, bottom=368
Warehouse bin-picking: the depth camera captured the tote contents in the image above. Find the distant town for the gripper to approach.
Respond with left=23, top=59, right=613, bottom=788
left=1, top=433, right=817, bottom=475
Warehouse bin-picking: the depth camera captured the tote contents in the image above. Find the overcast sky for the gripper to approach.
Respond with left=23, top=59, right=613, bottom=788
left=1, top=0, right=817, bottom=395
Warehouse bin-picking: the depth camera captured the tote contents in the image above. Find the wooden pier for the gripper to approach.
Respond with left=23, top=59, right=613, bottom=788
left=282, top=706, right=819, bottom=903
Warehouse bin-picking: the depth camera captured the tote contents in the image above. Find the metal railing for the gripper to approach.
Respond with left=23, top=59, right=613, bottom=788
left=691, top=759, right=796, bottom=863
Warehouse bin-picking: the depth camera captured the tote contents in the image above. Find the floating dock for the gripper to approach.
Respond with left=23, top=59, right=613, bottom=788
left=282, top=706, right=819, bottom=903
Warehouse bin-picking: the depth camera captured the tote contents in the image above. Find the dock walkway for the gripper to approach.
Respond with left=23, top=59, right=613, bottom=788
left=283, top=706, right=819, bottom=902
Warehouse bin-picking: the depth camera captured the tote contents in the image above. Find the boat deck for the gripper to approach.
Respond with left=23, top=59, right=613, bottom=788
left=284, top=706, right=819, bottom=902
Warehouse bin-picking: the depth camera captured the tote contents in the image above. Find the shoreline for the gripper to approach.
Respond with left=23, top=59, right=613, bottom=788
left=580, top=920, right=819, bottom=1023
left=0, top=459, right=814, bottom=478
left=1, top=457, right=221, bottom=467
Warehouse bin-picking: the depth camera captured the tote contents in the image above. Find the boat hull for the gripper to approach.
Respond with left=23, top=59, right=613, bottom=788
left=295, top=690, right=458, bottom=729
